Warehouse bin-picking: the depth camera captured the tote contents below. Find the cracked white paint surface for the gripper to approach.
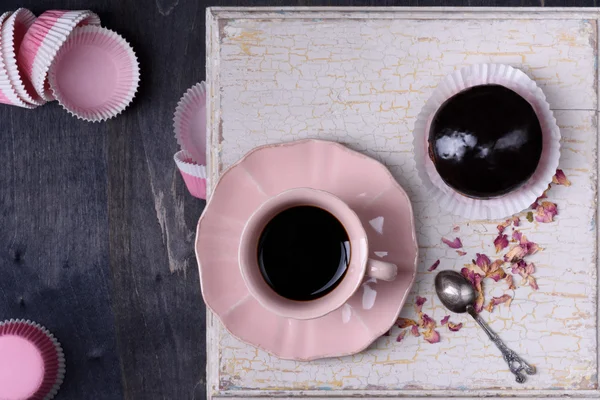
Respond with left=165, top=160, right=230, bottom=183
left=208, top=11, right=598, bottom=395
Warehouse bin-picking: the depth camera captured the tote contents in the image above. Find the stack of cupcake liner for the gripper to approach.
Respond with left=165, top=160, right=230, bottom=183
left=174, top=82, right=208, bottom=200
left=0, top=8, right=140, bottom=122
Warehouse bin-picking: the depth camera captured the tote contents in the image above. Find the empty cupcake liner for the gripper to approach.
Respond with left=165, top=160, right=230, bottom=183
left=0, top=319, right=65, bottom=400
left=0, top=11, right=34, bottom=109
left=413, top=64, right=561, bottom=220
left=1, top=8, right=46, bottom=107
left=174, top=82, right=207, bottom=165
left=174, top=150, right=207, bottom=200
left=48, top=25, right=140, bottom=122
left=18, top=10, right=101, bottom=102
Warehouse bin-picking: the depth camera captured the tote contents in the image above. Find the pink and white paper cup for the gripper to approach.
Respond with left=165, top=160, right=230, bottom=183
left=413, top=64, right=561, bottom=220
left=1, top=8, right=45, bottom=107
left=0, top=319, right=65, bottom=400
left=0, top=11, right=34, bottom=109
left=173, top=82, right=207, bottom=165
left=48, top=25, right=140, bottom=122
left=18, top=10, right=101, bottom=102
left=174, top=150, right=207, bottom=200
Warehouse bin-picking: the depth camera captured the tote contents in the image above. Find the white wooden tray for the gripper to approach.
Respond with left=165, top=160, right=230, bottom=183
left=205, top=7, right=599, bottom=399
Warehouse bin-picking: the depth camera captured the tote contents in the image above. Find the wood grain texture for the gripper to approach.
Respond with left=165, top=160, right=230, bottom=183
left=0, top=1, right=598, bottom=400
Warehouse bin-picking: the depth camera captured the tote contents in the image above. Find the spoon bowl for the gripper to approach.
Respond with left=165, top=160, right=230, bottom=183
left=434, top=270, right=476, bottom=313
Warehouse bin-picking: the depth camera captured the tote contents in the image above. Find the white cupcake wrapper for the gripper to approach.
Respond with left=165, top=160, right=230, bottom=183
left=20, top=10, right=101, bottom=101
left=1, top=8, right=45, bottom=106
left=413, top=64, right=561, bottom=220
left=174, top=150, right=207, bottom=199
left=48, top=25, right=140, bottom=122
left=174, top=150, right=207, bottom=178
left=0, top=11, right=34, bottom=109
left=0, top=319, right=65, bottom=400
left=173, top=82, right=207, bottom=165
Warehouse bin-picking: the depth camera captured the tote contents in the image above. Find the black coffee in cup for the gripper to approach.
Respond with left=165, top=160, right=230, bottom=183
left=257, top=206, right=350, bottom=301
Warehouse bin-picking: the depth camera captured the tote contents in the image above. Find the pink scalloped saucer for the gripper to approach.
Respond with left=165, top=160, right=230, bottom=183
left=196, top=139, right=418, bottom=360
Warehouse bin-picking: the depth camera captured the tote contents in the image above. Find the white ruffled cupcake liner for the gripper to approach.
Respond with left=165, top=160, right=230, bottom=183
left=413, top=64, right=561, bottom=220
left=0, top=11, right=34, bottom=109
left=174, top=150, right=207, bottom=200
left=17, top=10, right=101, bottom=101
left=1, top=8, right=45, bottom=106
left=173, top=82, right=207, bottom=165
left=48, top=25, right=139, bottom=122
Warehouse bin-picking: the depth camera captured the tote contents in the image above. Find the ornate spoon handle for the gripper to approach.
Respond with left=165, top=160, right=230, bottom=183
left=466, top=305, right=536, bottom=383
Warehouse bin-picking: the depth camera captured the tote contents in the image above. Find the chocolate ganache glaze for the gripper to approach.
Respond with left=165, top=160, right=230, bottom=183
left=428, top=84, right=543, bottom=198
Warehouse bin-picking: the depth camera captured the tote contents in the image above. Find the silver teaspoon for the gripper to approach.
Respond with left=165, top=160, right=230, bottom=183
left=434, top=270, right=536, bottom=383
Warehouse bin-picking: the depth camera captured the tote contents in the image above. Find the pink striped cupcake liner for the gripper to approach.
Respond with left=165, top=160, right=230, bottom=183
left=18, top=10, right=101, bottom=102
left=0, top=319, right=65, bottom=400
left=48, top=26, right=140, bottom=122
left=174, top=150, right=207, bottom=200
left=0, top=11, right=34, bottom=109
left=173, top=82, right=207, bottom=165
left=1, top=8, right=45, bottom=107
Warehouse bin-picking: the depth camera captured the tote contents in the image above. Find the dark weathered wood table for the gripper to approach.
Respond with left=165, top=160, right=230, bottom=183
left=0, top=0, right=593, bottom=399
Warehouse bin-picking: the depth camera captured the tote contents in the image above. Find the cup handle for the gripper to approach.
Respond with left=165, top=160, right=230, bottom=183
left=366, top=259, right=397, bottom=281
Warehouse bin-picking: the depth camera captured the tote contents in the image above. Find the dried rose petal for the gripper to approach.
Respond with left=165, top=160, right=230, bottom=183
left=453, top=226, right=460, bottom=232
left=397, top=318, right=417, bottom=328
left=526, top=212, right=534, bottom=223
left=456, top=250, right=467, bottom=256
left=396, top=330, right=407, bottom=342
left=475, top=253, right=491, bottom=272
left=552, top=169, right=571, bottom=186
left=410, top=325, right=420, bottom=337
left=448, top=322, right=463, bottom=332
left=521, top=234, right=541, bottom=255
left=498, top=216, right=519, bottom=233
left=535, top=201, right=558, bottom=223
left=527, top=275, right=539, bottom=290
left=504, top=244, right=527, bottom=263
left=423, top=329, right=441, bottom=344
left=475, top=290, right=485, bottom=313
left=525, top=262, right=535, bottom=275
left=494, top=234, right=509, bottom=253
left=487, top=260, right=506, bottom=282
left=441, top=315, right=450, bottom=325
left=419, top=313, right=436, bottom=331
left=428, top=260, right=440, bottom=272
left=531, top=185, right=550, bottom=209
left=512, top=230, right=522, bottom=242
left=506, top=274, right=516, bottom=290
left=497, top=222, right=509, bottom=234
left=415, top=296, right=427, bottom=313
left=485, top=294, right=512, bottom=313
left=442, top=237, right=462, bottom=249
left=461, top=266, right=484, bottom=286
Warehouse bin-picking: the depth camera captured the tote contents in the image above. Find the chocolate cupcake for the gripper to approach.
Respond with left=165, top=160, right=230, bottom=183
left=413, top=64, right=560, bottom=219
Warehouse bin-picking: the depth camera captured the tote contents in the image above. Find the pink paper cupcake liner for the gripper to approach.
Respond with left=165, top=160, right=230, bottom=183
left=173, top=82, right=207, bottom=165
left=413, top=64, right=561, bottom=220
left=1, top=8, right=46, bottom=107
left=0, top=11, right=34, bottom=109
left=18, top=10, right=101, bottom=102
left=48, top=25, right=140, bottom=122
left=174, top=150, right=207, bottom=200
left=0, top=319, right=65, bottom=400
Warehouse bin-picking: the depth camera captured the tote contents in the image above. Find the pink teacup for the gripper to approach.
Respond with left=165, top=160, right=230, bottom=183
left=239, top=187, right=397, bottom=320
